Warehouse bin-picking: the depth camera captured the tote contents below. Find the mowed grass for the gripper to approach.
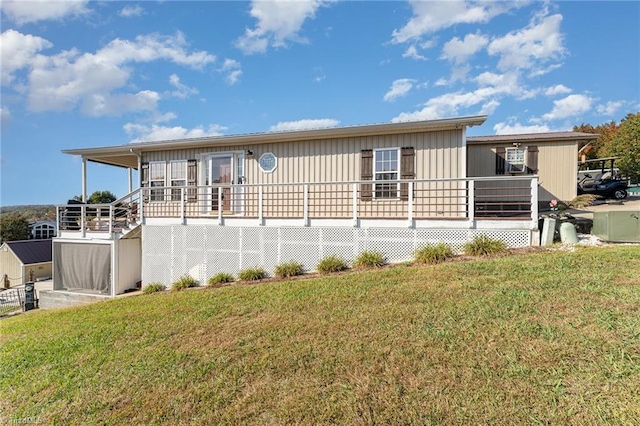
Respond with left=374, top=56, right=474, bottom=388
left=1, top=246, right=640, bottom=425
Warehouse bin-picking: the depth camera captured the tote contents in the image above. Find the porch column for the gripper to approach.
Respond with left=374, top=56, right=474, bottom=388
left=81, top=157, right=87, bottom=202
left=128, top=167, right=133, bottom=194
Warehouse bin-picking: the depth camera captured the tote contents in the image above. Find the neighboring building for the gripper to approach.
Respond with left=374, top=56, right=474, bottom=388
left=51, top=116, right=585, bottom=298
left=30, top=220, right=57, bottom=240
left=467, top=132, right=597, bottom=206
left=0, top=239, right=53, bottom=288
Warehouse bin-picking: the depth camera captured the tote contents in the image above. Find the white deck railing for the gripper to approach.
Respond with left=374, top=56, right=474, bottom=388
left=57, top=176, right=538, bottom=234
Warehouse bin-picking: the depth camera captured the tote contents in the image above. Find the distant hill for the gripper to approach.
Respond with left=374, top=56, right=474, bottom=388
left=0, top=205, right=57, bottom=221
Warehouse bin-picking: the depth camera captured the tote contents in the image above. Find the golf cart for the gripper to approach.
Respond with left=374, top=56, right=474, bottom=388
left=577, top=157, right=628, bottom=200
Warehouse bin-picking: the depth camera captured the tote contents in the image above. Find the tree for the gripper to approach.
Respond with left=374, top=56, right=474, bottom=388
left=610, top=113, right=640, bottom=183
left=72, top=190, right=117, bottom=204
left=0, top=213, right=31, bottom=243
left=573, top=121, right=618, bottom=160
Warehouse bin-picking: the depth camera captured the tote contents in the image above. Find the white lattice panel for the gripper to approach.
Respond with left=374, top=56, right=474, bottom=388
left=142, top=225, right=531, bottom=285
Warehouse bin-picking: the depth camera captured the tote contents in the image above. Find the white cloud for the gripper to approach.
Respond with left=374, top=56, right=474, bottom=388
left=0, top=107, right=11, bottom=127
left=402, top=45, right=427, bottom=61
left=383, top=78, right=416, bottom=102
left=487, top=11, right=565, bottom=72
left=596, top=101, right=623, bottom=116
left=544, top=84, right=571, bottom=96
left=1, top=0, right=89, bottom=25
left=493, top=121, right=554, bottom=135
left=168, top=74, right=198, bottom=99
left=219, top=58, right=242, bottom=85
left=269, top=118, right=339, bottom=132
left=541, top=94, right=593, bottom=120
left=124, top=122, right=228, bottom=143
left=82, top=90, right=159, bottom=116
left=391, top=1, right=525, bottom=44
left=0, top=30, right=53, bottom=85
left=441, top=32, right=488, bottom=64
left=235, top=0, right=332, bottom=54
left=120, top=5, right=144, bottom=18
left=22, top=32, right=214, bottom=115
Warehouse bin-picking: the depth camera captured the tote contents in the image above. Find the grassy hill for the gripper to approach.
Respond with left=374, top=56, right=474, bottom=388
left=1, top=246, right=639, bottom=424
left=0, top=205, right=56, bottom=221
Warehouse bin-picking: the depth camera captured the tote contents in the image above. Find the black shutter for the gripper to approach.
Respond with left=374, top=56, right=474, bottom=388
left=187, top=159, right=197, bottom=202
left=526, top=146, right=539, bottom=174
left=360, top=149, right=373, bottom=201
left=495, top=147, right=506, bottom=175
left=400, top=147, right=415, bottom=201
left=140, top=162, right=149, bottom=202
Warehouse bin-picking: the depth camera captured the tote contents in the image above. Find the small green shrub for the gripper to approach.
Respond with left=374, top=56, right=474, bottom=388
left=274, top=261, right=305, bottom=278
left=414, top=242, right=454, bottom=264
left=171, top=275, right=199, bottom=291
left=207, top=273, right=235, bottom=286
left=353, top=250, right=385, bottom=268
left=316, top=255, right=348, bottom=274
left=463, top=235, right=507, bottom=256
left=143, top=282, right=166, bottom=294
left=238, top=267, right=267, bottom=281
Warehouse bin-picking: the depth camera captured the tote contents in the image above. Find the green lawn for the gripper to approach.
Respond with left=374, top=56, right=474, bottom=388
left=1, top=246, right=639, bottom=425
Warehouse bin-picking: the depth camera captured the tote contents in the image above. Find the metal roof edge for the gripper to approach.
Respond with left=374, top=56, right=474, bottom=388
left=467, top=131, right=599, bottom=144
left=62, top=115, right=487, bottom=156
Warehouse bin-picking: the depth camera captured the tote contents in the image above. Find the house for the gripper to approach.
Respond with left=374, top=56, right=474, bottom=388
left=467, top=132, right=598, bottom=207
left=30, top=220, right=57, bottom=240
left=0, top=239, right=52, bottom=288
left=51, top=115, right=586, bottom=297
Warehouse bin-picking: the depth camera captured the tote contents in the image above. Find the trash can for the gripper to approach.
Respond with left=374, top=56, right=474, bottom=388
left=24, top=282, right=37, bottom=311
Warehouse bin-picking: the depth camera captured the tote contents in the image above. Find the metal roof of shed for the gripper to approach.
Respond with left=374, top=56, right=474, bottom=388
left=3, top=239, right=52, bottom=265
left=467, top=132, right=598, bottom=144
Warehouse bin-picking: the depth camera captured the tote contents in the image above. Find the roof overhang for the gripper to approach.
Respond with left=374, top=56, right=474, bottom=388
left=62, top=115, right=487, bottom=169
left=467, top=131, right=599, bottom=145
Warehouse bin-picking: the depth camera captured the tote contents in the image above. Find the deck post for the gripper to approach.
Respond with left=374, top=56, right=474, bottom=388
left=81, top=157, right=87, bottom=202
left=468, top=179, right=475, bottom=227
left=303, top=184, right=309, bottom=226
left=352, top=183, right=358, bottom=227
left=181, top=188, right=186, bottom=224
left=108, top=204, right=113, bottom=234
left=258, top=186, right=264, bottom=225
left=81, top=205, right=86, bottom=238
left=218, top=186, right=223, bottom=225
left=530, top=177, right=539, bottom=229
left=55, top=206, right=59, bottom=236
left=407, top=181, right=414, bottom=227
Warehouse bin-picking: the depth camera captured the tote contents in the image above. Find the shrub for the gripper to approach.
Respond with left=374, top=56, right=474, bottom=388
left=171, top=275, right=199, bottom=291
left=238, top=267, right=267, bottom=281
left=463, top=235, right=507, bottom=256
left=353, top=250, right=385, bottom=269
left=414, top=242, right=454, bottom=264
left=274, top=261, right=305, bottom=278
left=143, top=282, right=166, bottom=294
left=207, top=273, right=235, bottom=286
left=316, top=255, right=348, bottom=274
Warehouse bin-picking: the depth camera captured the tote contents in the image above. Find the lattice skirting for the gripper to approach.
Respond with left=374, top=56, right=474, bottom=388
left=141, top=225, right=532, bottom=285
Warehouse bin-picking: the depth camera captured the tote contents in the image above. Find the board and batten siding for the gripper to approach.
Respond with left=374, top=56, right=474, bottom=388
left=0, top=245, right=23, bottom=287
left=467, top=140, right=578, bottom=202
left=140, top=129, right=464, bottom=184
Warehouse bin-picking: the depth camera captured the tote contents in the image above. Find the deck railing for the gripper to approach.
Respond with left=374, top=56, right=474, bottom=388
left=57, top=176, right=538, bottom=233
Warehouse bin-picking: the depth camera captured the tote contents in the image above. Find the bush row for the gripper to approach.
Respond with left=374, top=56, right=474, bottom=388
left=142, top=235, right=507, bottom=294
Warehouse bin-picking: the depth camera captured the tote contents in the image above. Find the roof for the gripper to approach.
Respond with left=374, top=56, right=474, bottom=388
left=467, top=132, right=599, bottom=144
left=62, top=115, right=488, bottom=169
left=3, top=239, right=52, bottom=265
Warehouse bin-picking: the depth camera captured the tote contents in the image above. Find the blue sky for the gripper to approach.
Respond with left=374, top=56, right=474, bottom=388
left=1, top=0, right=639, bottom=206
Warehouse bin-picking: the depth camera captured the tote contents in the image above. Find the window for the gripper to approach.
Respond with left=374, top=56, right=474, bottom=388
left=259, top=152, right=277, bottom=173
left=374, top=148, right=400, bottom=198
left=149, top=162, right=166, bottom=201
left=505, top=147, right=526, bottom=173
left=32, top=223, right=55, bottom=239
left=169, top=161, right=187, bottom=201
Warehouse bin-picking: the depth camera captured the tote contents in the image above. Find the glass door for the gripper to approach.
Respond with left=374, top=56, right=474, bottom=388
left=205, top=153, right=244, bottom=215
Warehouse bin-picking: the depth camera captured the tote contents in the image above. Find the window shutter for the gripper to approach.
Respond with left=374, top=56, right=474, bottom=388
left=360, top=149, right=373, bottom=201
left=140, top=162, right=149, bottom=202
left=526, top=146, right=539, bottom=174
left=400, top=147, right=415, bottom=201
left=187, top=159, right=197, bottom=202
left=495, top=147, right=506, bottom=175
